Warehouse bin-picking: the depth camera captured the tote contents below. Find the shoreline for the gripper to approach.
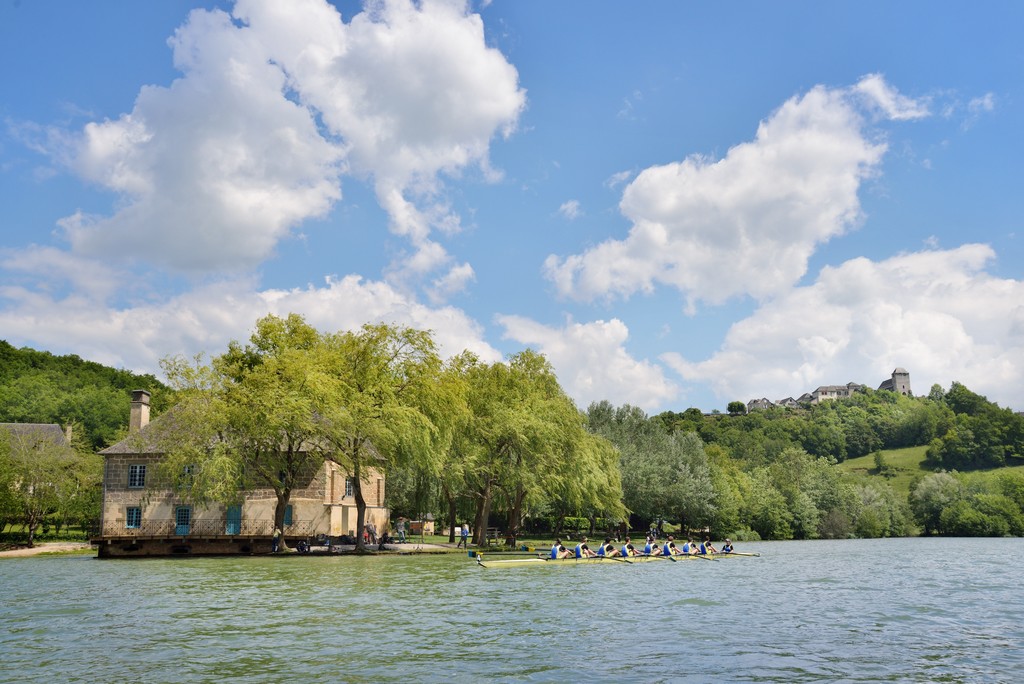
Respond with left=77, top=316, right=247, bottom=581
left=0, top=542, right=94, bottom=558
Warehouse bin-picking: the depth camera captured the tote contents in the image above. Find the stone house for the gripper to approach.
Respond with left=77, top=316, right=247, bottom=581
left=91, top=390, right=389, bottom=557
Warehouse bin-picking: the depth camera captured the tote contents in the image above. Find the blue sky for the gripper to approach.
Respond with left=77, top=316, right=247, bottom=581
left=2, top=0, right=1022, bottom=414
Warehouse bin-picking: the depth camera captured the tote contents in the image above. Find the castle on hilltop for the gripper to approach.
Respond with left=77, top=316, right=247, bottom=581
left=746, top=368, right=911, bottom=412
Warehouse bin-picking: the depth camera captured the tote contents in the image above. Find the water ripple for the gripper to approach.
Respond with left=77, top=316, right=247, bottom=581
left=1, top=538, right=1023, bottom=682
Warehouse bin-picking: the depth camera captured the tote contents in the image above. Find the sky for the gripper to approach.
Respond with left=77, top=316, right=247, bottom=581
left=1, top=0, right=1023, bottom=415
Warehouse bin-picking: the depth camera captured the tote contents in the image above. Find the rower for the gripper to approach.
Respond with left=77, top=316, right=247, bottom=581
left=662, top=535, right=682, bottom=556
left=700, top=537, right=718, bottom=555
left=643, top=535, right=662, bottom=556
left=598, top=538, right=621, bottom=557
left=621, top=536, right=639, bottom=557
left=575, top=537, right=597, bottom=558
left=721, top=538, right=734, bottom=553
left=550, top=538, right=572, bottom=559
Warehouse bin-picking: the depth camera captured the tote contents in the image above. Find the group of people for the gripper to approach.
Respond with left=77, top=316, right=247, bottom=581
left=550, top=534, right=735, bottom=559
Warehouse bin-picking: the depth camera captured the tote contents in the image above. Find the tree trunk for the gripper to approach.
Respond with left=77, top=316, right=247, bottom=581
left=274, top=489, right=291, bottom=551
left=505, top=485, right=526, bottom=547
left=473, top=482, right=492, bottom=547
left=353, top=458, right=367, bottom=551
left=443, top=485, right=457, bottom=543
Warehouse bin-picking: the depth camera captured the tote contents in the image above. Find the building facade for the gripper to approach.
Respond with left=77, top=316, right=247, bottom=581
left=91, top=390, right=389, bottom=557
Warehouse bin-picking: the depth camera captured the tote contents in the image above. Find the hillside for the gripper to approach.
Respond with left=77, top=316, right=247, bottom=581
left=0, top=341, right=170, bottom=449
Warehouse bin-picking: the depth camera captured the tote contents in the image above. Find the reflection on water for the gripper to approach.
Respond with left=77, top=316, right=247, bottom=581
left=1, top=537, right=1022, bottom=683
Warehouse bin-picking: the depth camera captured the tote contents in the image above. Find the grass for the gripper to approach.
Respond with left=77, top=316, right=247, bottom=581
left=837, top=445, right=931, bottom=498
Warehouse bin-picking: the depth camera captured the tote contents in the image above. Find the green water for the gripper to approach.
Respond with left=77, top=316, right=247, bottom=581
left=2, top=537, right=1022, bottom=682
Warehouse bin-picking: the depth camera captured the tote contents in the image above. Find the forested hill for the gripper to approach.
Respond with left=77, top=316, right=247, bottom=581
left=654, top=382, right=1024, bottom=472
left=0, top=341, right=170, bottom=449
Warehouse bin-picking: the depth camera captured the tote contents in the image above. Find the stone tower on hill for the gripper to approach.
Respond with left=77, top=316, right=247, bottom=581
left=877, top=368, right=911, bottom=396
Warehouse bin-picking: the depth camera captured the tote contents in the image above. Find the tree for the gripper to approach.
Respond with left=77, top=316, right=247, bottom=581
left=315, top=323, right=453, bottom=551
left=1, top=426, right=78, bottom=546
left=160, top=314, right=328, bottom=547
left=727, top=401, right=747, bottom=416
left=909, top=472, right=962, bottom=535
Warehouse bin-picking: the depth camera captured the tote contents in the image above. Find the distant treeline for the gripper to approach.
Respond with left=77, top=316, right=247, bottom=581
left=0, top=341, right=170, bottom=450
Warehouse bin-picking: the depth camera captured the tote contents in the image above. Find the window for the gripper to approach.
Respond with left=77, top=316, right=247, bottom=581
left=344, top=478, right=353, bottom=498
left=128, top=464, right=146, bottom=488
left=179, top=464, right=195, bottom=488
left=126, top=507, right=141, bottom=529
left=283, top=505, right=293, bottom=526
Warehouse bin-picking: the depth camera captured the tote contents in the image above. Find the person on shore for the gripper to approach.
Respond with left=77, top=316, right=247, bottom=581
left=550, top=538, right=572, bottom=559
left=395, top=517, right=406, bottom=543
left=457, top=523, right=469, bottom=548
left=662, top=535, right=682, bottom=556
left=721, top=538, right=734, bottom=553
left=699, top=537, right=718, bottom=555
left=272, top=526, right=282, bottom=553
left=575, top=537, right=597, bottom=558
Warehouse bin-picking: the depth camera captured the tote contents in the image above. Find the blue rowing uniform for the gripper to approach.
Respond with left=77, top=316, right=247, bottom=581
left=662, top=542, right=674, bottom=555
left=699, top=542, right=708, bottom=555
left=551, top=544, right=560, bottom=559
left=643, top=541, right=654, bottom=554
left=574, top=543, right=588, bottom=558
left=621, top=543, right=632, bottom=556
left=596, top=543, right=606, bottom=557
left=681, top=542, right=691, bottom=554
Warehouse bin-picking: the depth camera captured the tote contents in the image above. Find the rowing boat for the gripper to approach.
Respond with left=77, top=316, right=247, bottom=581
left=473, top=552, right=747, bottom=568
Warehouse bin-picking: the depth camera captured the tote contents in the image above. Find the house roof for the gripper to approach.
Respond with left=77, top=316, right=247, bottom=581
left=0, top=423, right=69, bottom=447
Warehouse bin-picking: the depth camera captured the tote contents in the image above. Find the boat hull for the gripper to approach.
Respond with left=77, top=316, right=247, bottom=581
left=474, top=550, right=759, bottom=567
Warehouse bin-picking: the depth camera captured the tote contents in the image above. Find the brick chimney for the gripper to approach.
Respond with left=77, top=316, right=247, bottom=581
left=130, top=390, right=151, bottom=433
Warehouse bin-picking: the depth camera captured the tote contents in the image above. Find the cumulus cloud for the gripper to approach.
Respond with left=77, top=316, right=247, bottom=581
left=496, top=315, right=679, bottom=411
left=544, top=75, right=927, bottom=309
left=44, top=0, right=524, bottom=287
left=662, top=245, right=1024, bottom=410
left=0, top=269, right=502, bottom=375
left=234, top=0, right=525, bottom=278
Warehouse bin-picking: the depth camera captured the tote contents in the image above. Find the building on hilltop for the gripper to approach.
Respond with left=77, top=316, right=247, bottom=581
left=811, top=382, right=864, bottom=404
left=90, top=390, right=389, bottom=557
left=877, top=367, right=912, bottom=397
left=744, top=368, right=912, bottom=412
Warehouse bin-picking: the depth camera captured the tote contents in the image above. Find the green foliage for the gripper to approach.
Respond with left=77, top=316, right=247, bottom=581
left=0, top=340, right=170, bottom=449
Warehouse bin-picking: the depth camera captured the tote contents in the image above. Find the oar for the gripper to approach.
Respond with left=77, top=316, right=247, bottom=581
left=645, top=553, right=676, bottom=562
left=693, top=553, right=717, bottom=561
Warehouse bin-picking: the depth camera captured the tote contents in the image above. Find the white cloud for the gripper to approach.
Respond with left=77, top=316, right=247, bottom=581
left=853, top=73, right=930, bottom=121
left=428, top=261, right=476, bottom=303
left=234, top=0, right=526, bottom=280
left=42, top=0, right=524, bottom=290
left=496, top=315, right=679, bottom=411
left=558, top=199, right=582, bottom=220
left=604, top=169, right=634, bottom=189
left=0, top=269, right=501, bottom=377
left=544, top=76, right=928, bottom=309
left=61, top=6, right=344, bottom=272
left=662, top=245, right=1024, bottom=410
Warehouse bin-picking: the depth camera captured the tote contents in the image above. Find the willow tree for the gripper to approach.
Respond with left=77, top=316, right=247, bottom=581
left=314, top=323, right=454, bottom=551
left=462, top=350, right=625, bottom=546
left=159, top=314, right=327, bottom=543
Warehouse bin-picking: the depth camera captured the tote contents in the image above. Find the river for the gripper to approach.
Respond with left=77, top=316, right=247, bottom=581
left=1, top=537, right=1021, bottom=683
